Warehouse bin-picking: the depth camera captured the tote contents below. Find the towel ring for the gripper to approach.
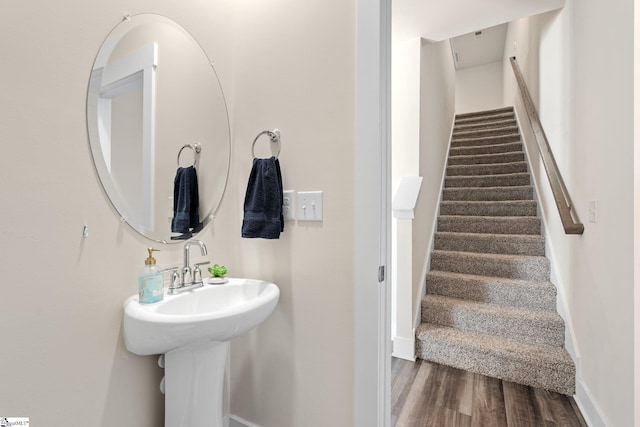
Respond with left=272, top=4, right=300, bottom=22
left=252, top=129, right=281, bottom=159
left=177, top=143, right=201, bottom=167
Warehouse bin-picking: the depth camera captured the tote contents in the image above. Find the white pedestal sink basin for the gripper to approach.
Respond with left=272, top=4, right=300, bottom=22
left=123, top=278, right=279, bottom=427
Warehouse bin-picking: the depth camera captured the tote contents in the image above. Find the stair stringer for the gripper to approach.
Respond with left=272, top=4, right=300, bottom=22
left=411, top=114, right=457, bottom=347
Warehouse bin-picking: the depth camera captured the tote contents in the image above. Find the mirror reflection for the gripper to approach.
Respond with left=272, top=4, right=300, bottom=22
left=87, top=14, right=231, bottom=243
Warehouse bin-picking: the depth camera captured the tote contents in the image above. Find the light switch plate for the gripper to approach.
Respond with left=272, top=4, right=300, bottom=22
left=297, top=191, right=323, bottom=221
left=283, top=190, right=295, bottom=220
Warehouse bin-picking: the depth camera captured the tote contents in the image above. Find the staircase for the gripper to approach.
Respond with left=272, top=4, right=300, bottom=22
left=415, top=106, right=576, bottom=396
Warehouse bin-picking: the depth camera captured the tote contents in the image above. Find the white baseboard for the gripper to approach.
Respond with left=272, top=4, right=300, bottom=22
left=228, top=415, right=262, bottom=427
left=392, top=333, right=416, bottom=361
left=575, top=376, right=611, bottom=427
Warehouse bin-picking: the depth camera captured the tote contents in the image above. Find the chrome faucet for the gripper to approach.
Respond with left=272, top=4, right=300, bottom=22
left=182, top=240, right=207, bottom=284
left=167, top=240, right=209, bottom=295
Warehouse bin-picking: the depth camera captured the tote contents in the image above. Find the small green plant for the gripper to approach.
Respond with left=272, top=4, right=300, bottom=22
left=208, top=264, right=228, bottom=278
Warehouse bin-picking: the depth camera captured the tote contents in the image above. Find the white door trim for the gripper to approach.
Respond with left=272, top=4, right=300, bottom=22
left=354, top=0, right=392, bottom=426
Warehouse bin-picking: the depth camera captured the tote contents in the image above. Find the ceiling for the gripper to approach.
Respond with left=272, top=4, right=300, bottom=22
left=392, top=0, right=565, bottom=69
left=450, top=24, right=507, bottom=70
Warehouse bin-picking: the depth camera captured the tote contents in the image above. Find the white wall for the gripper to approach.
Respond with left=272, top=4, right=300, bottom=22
left=455, top=61, right=504, bottom=113
left=412, top=40, right=456, bottom=322
left=228, top=1, right=356, bottom=426
left=504, top=3, right=634, bottom=426
left=392, top=39, right=422, bottom=186
left=0, top=1, right=235, bottom=425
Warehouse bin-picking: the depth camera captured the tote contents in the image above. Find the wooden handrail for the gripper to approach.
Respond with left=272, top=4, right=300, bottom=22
left=509, top=57, right=584, bottom=235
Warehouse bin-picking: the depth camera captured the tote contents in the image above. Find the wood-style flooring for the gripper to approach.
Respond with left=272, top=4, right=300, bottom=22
left=392, top=357, right=587, bottom=427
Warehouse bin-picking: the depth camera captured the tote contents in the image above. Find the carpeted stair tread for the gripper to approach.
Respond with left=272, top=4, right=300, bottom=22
left=455, top=112, right=515, bottom=125
left=454, top=119, right=517, bottom=132
left=430, top=250, right=550, bottom=281
left=426, top=270, right=556, bottom=312
left=437, top=215, right=540, bottom=235
left=455, top=107, right=515, bottom=121
left=415, top=323, right=575, bottom=395
left=448, top=151, right=525, bottom=166
left=439, top=200, right=537, bottom=216
left=445, top=172, right=530, bottom=188
left=421, top=294, right=565, bottom=347
left=434, top=231, right=545, bottom=256
left=443, top=186, right=534, bottom=201
left=446, top=161, right=528, bottom=177
left=453, top=126, right=520, bottom=139
left=451, top=133, right=521, bottom=147
left=450, top=141, right=523, bottom=156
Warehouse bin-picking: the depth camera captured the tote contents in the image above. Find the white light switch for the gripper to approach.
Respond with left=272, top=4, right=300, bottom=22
left=297, top=191, right=323, bottom=221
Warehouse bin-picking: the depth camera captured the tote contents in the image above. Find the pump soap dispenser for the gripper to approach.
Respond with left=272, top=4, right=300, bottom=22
left=138, top=248, right=164, bottom=304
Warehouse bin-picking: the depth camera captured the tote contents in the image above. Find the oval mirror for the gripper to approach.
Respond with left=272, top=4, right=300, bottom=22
left=87, top=14, right=231, bottom=243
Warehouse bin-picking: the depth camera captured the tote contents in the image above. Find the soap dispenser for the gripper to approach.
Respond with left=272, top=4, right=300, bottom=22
left=138, top=248, right=164, bottom=304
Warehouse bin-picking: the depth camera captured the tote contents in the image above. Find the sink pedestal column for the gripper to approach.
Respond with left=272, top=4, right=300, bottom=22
left=164, top=341, right=229, bottom=427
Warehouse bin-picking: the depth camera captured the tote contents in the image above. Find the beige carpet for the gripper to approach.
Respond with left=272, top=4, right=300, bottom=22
left=415, top=106, right=575, bottom=396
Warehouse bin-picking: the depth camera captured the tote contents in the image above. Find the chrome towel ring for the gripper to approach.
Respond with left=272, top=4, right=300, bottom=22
left=177, top=142, right=201, bottom=167
left=252, top=129, right=281, bottom=159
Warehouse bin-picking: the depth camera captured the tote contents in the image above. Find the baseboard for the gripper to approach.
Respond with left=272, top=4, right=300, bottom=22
left=574, top=376, right=611, bottom=427
left=228, top=414, right=262, bottom=427
left=392, top=332, right=416, bottom=361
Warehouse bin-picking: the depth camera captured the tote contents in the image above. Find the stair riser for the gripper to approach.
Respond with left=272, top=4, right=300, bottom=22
left=431, top=252, right=550, bottom=281
left=438, top=216, right=541, bottom=235
left=426, top=273, right=556, bottom=312
left=434, top=233, right=545, bottom=256
left=450, top=142, right=523, bottom=157
left=451, top=134, right=520, bottom=147
left=443, top=187, right=534, bottom=201
left=445, top=174, right=530, bottom=188
left=447, top=162, right=528, bottom=177
left=421, top=298, right=564, bottom=347
left=448, top=152, right=525, bottom=166
left=454, top=119, right=517, bottom=132
left=453, top=126, right=519, bottom=139
left=415, top=334, right=575, bottom=395
left=456, top=113, right=515, bottom=125
left=451, top=144, right=523, bottom=157
left=456, top=107, right=515, bottom=122
left=440, top=201, right=537, bottom=217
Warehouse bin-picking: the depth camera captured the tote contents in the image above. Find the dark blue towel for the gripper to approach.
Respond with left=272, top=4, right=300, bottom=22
left=171, top=166, right=200, bottom=233
left=242, top=157, right=284, bottom=239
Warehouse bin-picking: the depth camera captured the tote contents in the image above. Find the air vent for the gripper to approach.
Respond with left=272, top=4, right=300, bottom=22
left=474, top=30, right=483, bottom=38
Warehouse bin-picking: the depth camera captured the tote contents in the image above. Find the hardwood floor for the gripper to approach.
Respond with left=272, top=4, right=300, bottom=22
left=392, top=357, right=587, bottom=427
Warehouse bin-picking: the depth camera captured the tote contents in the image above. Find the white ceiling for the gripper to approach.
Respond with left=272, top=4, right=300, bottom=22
left=393, top=0, right=565, bottom=69
left=450, top=23, right=508, bottom=70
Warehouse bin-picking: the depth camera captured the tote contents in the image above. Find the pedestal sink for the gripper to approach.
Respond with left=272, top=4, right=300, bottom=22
left=123, top=278, right=280, bottom=427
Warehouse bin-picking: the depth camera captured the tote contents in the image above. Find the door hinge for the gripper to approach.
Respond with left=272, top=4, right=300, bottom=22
left=378, top=265, right=385, bottom=283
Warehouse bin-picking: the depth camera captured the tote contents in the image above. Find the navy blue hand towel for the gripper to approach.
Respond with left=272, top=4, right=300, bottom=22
left=242, top=157, right=284, bottom=239
left=171, top=166, right=200, bottom=233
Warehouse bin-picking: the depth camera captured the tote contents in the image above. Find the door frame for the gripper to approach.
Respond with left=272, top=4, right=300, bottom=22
left=354, top=0, right=392, bottom=426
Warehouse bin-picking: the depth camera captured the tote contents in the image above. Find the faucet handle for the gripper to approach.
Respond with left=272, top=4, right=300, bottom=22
left=162, top=267, right=180, bottom=291
left=193, top=261, right=210, bottom=285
